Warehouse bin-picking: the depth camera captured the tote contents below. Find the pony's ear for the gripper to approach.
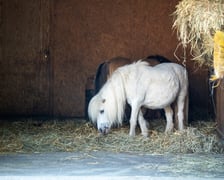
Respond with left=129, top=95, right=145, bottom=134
left=102, top=99, right=106, bottom=103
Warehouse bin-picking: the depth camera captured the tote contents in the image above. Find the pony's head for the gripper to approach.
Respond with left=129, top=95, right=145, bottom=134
left=95, top=98, right=112, bottom=134
left=88, top=72, right=126, bottom=135
left=88, top=95, right=115, bottom=135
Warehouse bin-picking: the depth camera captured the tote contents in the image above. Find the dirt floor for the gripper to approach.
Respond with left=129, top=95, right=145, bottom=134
left=0, top=151, right=224, bottom=179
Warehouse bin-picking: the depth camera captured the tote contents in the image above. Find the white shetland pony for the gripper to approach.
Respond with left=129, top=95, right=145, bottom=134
left=88, top=61, right=188, bottom=137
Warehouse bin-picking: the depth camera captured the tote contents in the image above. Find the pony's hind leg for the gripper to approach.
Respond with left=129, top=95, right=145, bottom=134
left=138, top=110, right=149, bottom=137
left=176, top=95, right=186, bottom=130
left=164, top=106, right=174, bottom=133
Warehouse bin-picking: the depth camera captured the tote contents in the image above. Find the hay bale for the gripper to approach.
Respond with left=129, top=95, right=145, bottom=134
left=172, top=0, right=224, bottom=66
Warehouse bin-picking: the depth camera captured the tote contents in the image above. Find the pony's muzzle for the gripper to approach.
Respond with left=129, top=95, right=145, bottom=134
left=98, top=124, right=110, bottom=135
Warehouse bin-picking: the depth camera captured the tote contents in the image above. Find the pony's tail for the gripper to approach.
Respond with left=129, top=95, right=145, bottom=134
left=88, top=95, right=100, bottom=125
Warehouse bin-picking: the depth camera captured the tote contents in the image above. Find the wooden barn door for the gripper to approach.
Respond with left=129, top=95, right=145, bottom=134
left=0, top=0, right=51, bottom=116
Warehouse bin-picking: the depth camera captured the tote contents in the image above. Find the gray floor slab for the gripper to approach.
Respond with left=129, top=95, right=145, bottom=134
left=0, top=152, right=223, bottom=179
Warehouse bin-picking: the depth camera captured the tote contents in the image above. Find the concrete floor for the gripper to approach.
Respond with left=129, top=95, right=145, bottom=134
left=0, top=151, right=224, bottom=179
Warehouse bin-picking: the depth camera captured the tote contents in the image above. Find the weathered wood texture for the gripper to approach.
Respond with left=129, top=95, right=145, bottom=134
left=0, top=0, right=211, bottom=117
left=216, top=79, right=224, bottom=139
left=0, top=0, right=51, bottom=116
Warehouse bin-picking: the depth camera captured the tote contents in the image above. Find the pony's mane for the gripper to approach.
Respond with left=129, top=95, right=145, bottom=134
left=99, top=68, right=127, bottom=126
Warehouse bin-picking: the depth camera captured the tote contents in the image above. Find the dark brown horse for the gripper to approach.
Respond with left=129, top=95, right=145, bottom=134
left=94, top=57, right=131, bottom=94
left=95, top=55, right=171, bottom=93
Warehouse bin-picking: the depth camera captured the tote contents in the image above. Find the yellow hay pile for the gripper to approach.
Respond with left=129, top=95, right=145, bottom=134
left=172, top=0, right=224, bottom=67
left=0, top=118, right=223, bottom=154
left=210, top=31, right=224, bottom=84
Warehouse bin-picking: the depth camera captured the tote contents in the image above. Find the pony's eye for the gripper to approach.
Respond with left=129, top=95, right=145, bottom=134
left=100, top=110, right=104, bottom=114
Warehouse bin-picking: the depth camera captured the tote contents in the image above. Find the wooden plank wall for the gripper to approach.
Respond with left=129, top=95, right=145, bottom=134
left=51, top=0, right=210, bottom=118
left=0, top=0, right=51, bottom=116
left=0, top=0, right=213, bottom=119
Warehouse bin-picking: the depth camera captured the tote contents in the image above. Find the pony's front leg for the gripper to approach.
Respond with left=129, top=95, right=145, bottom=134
left=129, top=103, right=140, bottom=137
left=138, top=110, right=149, bottom=137
left=164, top=106, right=174, bottom=133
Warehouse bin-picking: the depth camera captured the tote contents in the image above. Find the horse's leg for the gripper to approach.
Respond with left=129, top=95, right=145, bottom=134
left=176, top=95, right=186, bottom=130
left=129, top=103, right=140, bottom=137
left=164, top=105, right=174, bottom=132
left=184, top=93, right=189, bottom=126
left=138, top=109, right=149, bottom=137
left=174, top=101, right=178, bottom=130
left=174, top=93, right=189, bottom=130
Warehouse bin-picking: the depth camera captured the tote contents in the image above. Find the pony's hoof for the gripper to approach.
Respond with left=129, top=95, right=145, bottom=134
left=129, top=132, right=135, bottom=137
